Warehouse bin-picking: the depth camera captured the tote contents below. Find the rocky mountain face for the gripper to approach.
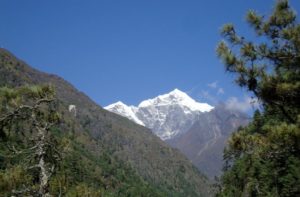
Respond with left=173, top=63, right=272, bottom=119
left=168, top=105, right=250, bottom=178
left=105, top=89, right=213, bottom=140
left=0, top=48, right=212, bottom=196
left=105, top=90, right=249, bottom=179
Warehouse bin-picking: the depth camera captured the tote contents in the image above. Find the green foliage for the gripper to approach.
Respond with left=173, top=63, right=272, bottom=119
left=0, top=165, right=33, bottom=196
left=0, top=85, right=62, bottom=196
left=219, top=113, right=300, bottom=196
left=217, top=0, right=299, bottom=123
left=217, top=1, right=300, bottom=196
left=46, top=132, right=166, bottom=197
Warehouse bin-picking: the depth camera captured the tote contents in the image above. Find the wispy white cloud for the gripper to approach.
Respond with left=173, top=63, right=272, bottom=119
left=207, top=81, right=218, bottom=89
left=217, top=88, right=225, bottom=95
left=208, top=81, right=225, bottom=95
left=186, top=84, right=201, bottom=95
left=199, top=90, right=218, bottom=104
left=190, top=81, right=227, bottom=105
left=225, top=96, right=259, bottom=112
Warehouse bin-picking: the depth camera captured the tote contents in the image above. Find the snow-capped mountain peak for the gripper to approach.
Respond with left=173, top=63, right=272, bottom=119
left=105, top=89, right=214, bottom=140
left=168, top=88, right=189, bottom=97
left=104, top=101, right=145, bottom=126
left=138, top=88, right=213, bottom=113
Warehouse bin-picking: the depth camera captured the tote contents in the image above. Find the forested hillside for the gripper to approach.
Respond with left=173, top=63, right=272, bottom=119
left=0, top=48, right=212, bottom=196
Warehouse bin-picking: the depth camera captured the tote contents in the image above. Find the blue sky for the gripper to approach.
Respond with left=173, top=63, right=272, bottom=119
left=1, top=0, right=299, bottom=112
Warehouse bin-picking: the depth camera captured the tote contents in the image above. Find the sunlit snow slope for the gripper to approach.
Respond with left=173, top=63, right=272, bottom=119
left=105, top=89, right=214, bottom=140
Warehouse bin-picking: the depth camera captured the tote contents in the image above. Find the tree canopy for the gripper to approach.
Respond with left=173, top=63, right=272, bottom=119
left=217, top=0, right=300, bottom=196
left=0, top=85, right=61, bottom=196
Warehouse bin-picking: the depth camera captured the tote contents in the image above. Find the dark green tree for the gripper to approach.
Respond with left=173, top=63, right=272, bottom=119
left=0, top=85, right=61, bottom=197
left=216, top=0, right=300, bottom=196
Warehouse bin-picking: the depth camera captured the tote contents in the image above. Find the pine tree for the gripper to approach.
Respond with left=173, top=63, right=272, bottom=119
left=216, top=0, right=300, bottom=196
left=0, top=85, right=61, bottom=197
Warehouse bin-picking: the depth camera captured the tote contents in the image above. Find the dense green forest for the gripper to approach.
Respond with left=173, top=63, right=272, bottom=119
left=216, top=0, right=300, bottom=196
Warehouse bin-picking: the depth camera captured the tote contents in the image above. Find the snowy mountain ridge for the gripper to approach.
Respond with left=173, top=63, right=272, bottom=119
left=104, top=101, right=145, bottom=126
left=138, top=89, right=213, bottom=112
left=104, top=89, right=214, bottom=140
